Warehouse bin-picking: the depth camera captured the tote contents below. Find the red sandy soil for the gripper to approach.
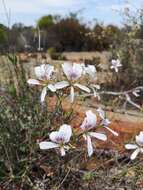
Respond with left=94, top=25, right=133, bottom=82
left=48, top=97, right=143, bottom=154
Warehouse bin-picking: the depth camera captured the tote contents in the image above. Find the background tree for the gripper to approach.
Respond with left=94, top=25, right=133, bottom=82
left=0, top=24, right=8, bottom=52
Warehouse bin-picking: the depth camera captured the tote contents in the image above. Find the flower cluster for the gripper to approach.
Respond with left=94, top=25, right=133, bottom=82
left=28, top=62, right=96, bottom=103
left=39, top=110, right=118, bottom=157
left=27, top=60, right=142, bottom=161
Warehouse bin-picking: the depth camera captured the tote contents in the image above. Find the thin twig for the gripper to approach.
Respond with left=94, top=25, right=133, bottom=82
left=56, top=169, right=71, bottom=189
left=79, top=86, right=143, bottom=97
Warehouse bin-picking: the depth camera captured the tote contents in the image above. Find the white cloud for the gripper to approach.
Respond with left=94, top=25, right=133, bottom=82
left=0, top=0, right=87, bottom=14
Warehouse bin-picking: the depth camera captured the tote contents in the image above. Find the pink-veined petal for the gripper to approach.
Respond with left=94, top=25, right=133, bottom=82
left=70, top=86, right=74, bottom=103
left=74, top=83, right=90, bottom=93
left=35, top=64, right=54, bottom=80
left=39, top=141, right=59, bottom=149
left=125, top=144, right=138, bottom=150
left=47, top=84, right=56, bottom=92
left=89, top=132, right=107, bottom=141
left=130, top=148, right=140, bottom=160
left=62, top=62, right=83, bottom=80
left=54, top=81, right=69, bottom=89
left=27, top=79, right=41, bottom=85
left=72, top=63, right=83, bottom=79
left=59, top=124, right=72, bottom=143
left=80, top=110, right=97, bottom=130
left=104, top=126, right=118, bottom=136
left=87, top=135, right=93, bottom=157
left=62, top=62, right=73, bottom=78
left=40, top=87, right=47, bottom=102
left=50, top=125, right=72, bottom=144
left=50, top=131, right=59, bottom=143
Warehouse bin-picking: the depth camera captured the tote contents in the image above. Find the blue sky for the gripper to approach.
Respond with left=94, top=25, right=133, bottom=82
left=0, top=0, right=143, bottom=27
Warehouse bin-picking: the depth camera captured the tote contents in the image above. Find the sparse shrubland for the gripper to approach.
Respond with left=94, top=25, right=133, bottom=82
left=0, top=6, right=143, bottom=190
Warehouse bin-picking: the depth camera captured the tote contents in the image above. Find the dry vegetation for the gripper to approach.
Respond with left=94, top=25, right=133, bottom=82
left=0, top=51, right=143, bottom=190
left=1, top=5, right=143, bottom=190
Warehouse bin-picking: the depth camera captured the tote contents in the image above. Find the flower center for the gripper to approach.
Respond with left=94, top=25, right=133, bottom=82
left=69, top=72, right=78, bottom=80
left=55, top=135, right=65, bottom=144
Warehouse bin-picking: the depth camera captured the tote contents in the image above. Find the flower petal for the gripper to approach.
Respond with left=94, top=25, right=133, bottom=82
left=35, top=65, right=45, bottom=79
left=89, top=132, right=107, bottom=141
left=87, top=135, right=93, bottom=157
left=97, top=107, right=105, bottom=120
left=62, top=62, right=73, bottom=78
left=104, top=126, right=118, bottom=136
left=101, top=119, right=111, bottom=126
left=72, top=63, right=83, bottom=79
left=80, top=110, right=97, bottom=130
left=125, top=144, right=138, bottom=150
left=39, top=141, right=59, bottom=149
left=27, top=79, right=41, bottom=85
left=50, top=125, right=72, bottom=144
left=110, top=59, right=122, bottom=73
left=59, top=124, right=72, bottom=143
left=136, top=131, right=143, bottom=146
left=40, top=87, right=47, bottom=102
left=84, top=65, right=96, bottom=78
left=60, top=147, right=66, bottom=156
left=130, top=148, right=140, bottom=160
left=54, top=81, right=69, bottom=89
left=35, top=64, right=54, bottom=80
left=50, top=131, right=59, bottom=143
left=62, top=62, right=83, bottom=80
left=48, top=84, right=56, bottom=92
left=70, top=86, right=74, bottom=103
left=45, top=65, right=54, bottom=80
left=74, top=83, right=90, bottom=93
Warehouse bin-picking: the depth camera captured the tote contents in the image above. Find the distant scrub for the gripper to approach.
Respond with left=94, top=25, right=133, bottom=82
left=0, top=13, right=123, bottom=53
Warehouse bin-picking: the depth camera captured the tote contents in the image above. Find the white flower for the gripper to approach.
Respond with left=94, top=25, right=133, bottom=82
left=62, top=62, right=83, bottom=81
left=35, top=64, right=54, bottom=80
left=39, top=124, right=72, bottom=156
left=83, top=65, right=96, bottom=78
left=97, top=107, right=118, bottom=136
left=57, top=62, right=90, bottom=103
left=125, top=131, right=143, bottom=160
left=110, top=59, right=122, bottom=72
left=27, top=64, right=56, bottom=102
left=80, top=110, right=107, bottom=157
